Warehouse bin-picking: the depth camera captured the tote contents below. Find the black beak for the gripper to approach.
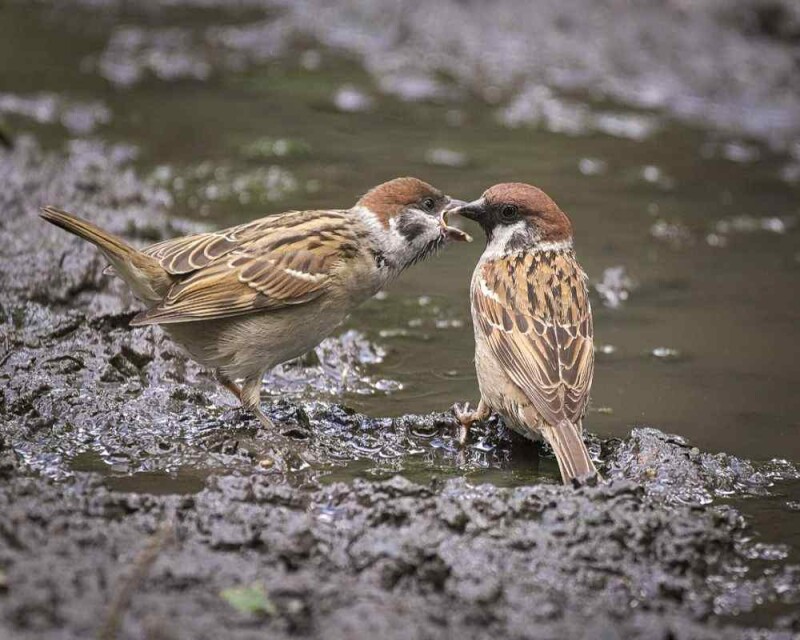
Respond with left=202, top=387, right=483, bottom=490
left=448, top=197, right=486, bottom=222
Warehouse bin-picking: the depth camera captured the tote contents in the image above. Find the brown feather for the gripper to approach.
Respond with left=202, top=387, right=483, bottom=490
left=356, top=177, right=443, bottom=227
left=473, top=249, right=594, bottom=427
left=141, top=210, right=349, bottom=274
left=131, top=211, right=358, bottom=325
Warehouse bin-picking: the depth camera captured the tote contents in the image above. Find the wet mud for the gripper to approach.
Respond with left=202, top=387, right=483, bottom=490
left=2, top=440, right=800, bottom=640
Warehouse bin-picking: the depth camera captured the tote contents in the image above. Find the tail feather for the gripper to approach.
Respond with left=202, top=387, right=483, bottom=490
left=541, top=419, right=599, bottom=485
left=41, top=207, right=136, bottom=257
left=40, top=206, right=167, bottom=302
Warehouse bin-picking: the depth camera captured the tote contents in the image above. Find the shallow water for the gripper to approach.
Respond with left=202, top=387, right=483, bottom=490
left=2, top=2, right=798, bottom=469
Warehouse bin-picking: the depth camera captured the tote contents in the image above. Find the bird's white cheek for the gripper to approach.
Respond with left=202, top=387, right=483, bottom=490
left=387, top=213, right=440, bottom=265
left=385, top=218, right=412, bottom=259
left=483, top=221, right=527, bottom=260
left=412, top=222, right=442, bottom=249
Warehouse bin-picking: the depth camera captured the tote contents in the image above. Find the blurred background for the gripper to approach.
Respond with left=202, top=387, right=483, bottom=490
left=1, top=0, right=798, bottom=465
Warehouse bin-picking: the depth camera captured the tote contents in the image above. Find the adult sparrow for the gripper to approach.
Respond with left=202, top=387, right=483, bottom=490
left=446, top=183, right=598, bottom=484
left=41, top=177, right=469, bottom=428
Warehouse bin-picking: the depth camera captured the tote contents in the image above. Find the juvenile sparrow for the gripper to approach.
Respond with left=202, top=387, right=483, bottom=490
left=41, top=177, right=469, bottom=428
left=446, top=183, right=598, bottom=484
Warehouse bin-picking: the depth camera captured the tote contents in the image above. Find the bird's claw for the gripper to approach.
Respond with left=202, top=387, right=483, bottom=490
left=254, top=409, right=276, bottom=430
left=450, top=402, right=475, bottom=447
left=451, top=401, right=470, bottom=421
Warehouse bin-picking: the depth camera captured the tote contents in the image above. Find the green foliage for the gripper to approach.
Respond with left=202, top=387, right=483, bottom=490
left=220, top=583, right=277, bottom=616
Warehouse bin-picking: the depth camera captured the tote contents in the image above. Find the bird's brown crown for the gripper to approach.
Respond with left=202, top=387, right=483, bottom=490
left=357, top=177, right=443, bottom=227
left=484, top=183, right=573, bottom=241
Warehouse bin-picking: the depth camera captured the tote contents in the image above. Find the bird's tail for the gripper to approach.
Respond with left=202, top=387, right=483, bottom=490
left=541, top=419, right=599, bottom=485
left=40, top=206, right=167, bottom=302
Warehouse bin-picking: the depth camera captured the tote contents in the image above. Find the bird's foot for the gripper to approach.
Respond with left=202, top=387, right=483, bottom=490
left=253, top=407, right=276, bottom=430
left=451, top=402, right=478, bottom=447
left=451, top=399, right=491, bottom=447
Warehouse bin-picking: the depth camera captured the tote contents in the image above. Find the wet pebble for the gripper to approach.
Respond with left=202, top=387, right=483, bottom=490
left=332, top=85, right=374, bottom=113
left=714, top=215, right=795, bottom=236
left=97, top=27, right=212, bottom=87
left=578, top=157, right=607, bottom=176
left=0, top=92, right=110, bottom=134
left=594, top=266, right=635, bottom=309
left=639, top=164, right=674, bottom=189
left=702, top=140, right=762, bottom=163
left=425, top=147, right=468, bottom=168
left=149, top=162, right=302, bottom=208
left=650, top=346, right=684, bottom=362
left=500, top=85, right=660, bottom=140
left=650, top=219, right=695, bottom=248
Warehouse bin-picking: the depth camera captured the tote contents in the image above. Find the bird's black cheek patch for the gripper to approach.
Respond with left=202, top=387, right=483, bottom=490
left=507, top=229, right=531, bottom=253
left=396, top=217, right=429, bottom=242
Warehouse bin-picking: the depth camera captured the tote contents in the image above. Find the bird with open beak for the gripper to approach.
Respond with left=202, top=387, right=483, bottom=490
left=443, top=183, right=599, bottom=484
left=41, top=177, right=470, bottom=429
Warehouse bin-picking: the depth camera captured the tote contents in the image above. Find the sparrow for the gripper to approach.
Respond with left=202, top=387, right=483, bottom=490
left=445, top=183, right=599, bottom=484
left=41, top=177, right=469, bottom=428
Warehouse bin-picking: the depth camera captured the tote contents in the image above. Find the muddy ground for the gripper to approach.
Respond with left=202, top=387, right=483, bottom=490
left=3, top=437, right=800, bottom=640
left=1, top=133, right=799, bottom=640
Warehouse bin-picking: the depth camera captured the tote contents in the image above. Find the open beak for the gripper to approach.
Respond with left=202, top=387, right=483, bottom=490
left=439, top=197, right=473, bottom=242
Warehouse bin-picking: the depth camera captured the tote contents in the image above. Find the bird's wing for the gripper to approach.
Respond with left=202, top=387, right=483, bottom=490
left=472, top=250, right=594, bottom=426
left=131, top=211, right=360, bottom=324
left=140, top=210, right=348, bottom=274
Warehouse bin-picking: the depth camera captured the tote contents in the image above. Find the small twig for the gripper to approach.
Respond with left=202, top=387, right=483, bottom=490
left=98, top=520, right=175, bottom=640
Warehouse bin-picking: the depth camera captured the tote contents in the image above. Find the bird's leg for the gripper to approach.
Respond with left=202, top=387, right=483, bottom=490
left=240, top=376, right=275, bottom=430
left=450, top=398, right=490, bottom=446
left=216, top=372, right=273, bottom=428
left=216, top=372, right=242, bottom=401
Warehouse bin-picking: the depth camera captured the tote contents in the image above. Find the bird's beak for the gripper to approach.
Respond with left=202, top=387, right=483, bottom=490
left=447, top=197, right=486, bottom=222
left=439, top=197, right=473, bottom=242
left=446, top=197, right=468, bottom=209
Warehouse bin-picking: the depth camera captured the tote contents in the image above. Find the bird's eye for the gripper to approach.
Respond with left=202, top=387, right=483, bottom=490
left=420, top=197, right=436, bottom=212
left=499, top=204, right=519, bottom=222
